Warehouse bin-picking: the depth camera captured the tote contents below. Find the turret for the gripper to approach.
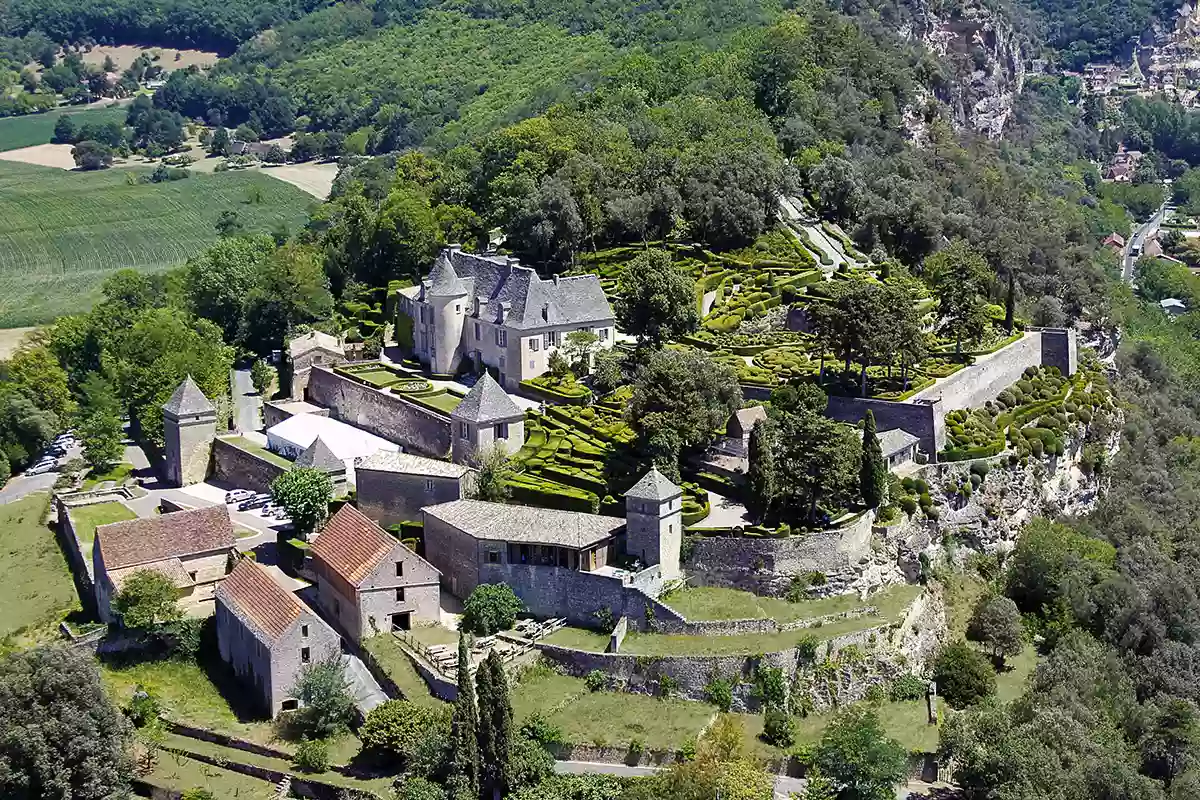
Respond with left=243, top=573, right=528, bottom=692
left=624, top=468, right=683, bottom=581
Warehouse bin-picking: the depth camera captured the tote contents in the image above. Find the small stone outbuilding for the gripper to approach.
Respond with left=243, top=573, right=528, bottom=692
left=310, top=504, right=441, bottom=641
left=215, top=558, right=341, bottom=716
left=355, top=449, right=474, bottom=526
left=93, top=505, right=237, bottom=623
left=450, top=373, right=525, bottom=464
left=288, top=331, right=345, bottom=400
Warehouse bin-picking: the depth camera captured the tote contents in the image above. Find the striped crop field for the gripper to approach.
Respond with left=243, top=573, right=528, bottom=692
left=0, top=161, right=315, bottom=327
left=0, top=106, right=130, bottom=152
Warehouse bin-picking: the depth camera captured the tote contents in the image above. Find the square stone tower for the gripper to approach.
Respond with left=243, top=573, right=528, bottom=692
left=624, top=468, right=683, bottom=581
left=450, top=373, right=526, bottom=464
left=163, top=375, right=217, bottom=487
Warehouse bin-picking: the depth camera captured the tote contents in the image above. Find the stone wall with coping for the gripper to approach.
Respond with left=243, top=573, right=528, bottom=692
left=825, top=395, right=945, bottom=457
left=653, top=605, right=880, bottom=637
left=609, top=615, right=629, bottom=652
left=909, top=331, right=1043, bottom=413
left=211, top=437, right=288, bottom=494
left=263, top=401, right=329, bottom=429
left=306, top=366, right=453, bottom=458
left=537, top=620, right=895, bottom=711
left=685, top=511, right=874, bottom=595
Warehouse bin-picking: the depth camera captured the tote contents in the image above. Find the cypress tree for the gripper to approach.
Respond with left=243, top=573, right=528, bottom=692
left=1004, top=270, right=1015, bottom=334
left=860, top=411, right=886, bottom=509
left=477, top=651, right=513, bottom=800
left=447, top=633, right=480, bottom=800
left=747, top=417, right=777, bottom=522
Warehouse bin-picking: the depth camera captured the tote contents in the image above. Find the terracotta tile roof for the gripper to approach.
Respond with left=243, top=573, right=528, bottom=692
left=109, top=558, right=194, bottom=591
left=310, top=505, right=397, bottom=587
left=216, top=559, right=308, bottom=642
left=96, top=505, right=235, bottom=571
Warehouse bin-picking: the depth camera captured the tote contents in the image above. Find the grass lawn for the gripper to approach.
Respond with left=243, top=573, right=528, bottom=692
left=362, top=635, right=450, bottom=710
left=0, top=492, right=80, bottom=648
left=101, top=658, right=277, bottom=745
left=225, top=436, right=292, bottom=468
left=663, top=585, right=899, bottom=624
left=542, top=626, right=611, bottom=652
left=353, top=368, right=402, bottom=387
left=402, top=390, right=462, bottom=415
left=617, top=584, right=923, bottom=656
left=148, top=748, right=278, bottom=799
left=995, top=645, right=1037, bottom=704
left=0, top=106, right=129, bottom=152
left=0, top=160, right=314, bottom=327
left=161, top=732, right=393, bottom=795
left=81, top=462, right=135, bottom=490
left=69, top=500, right=137, bottom=557
left=511, top=667, right=713, bottom=751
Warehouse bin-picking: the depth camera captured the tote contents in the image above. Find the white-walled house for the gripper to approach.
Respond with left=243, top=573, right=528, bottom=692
left=396, top=247, right=616, bottom=391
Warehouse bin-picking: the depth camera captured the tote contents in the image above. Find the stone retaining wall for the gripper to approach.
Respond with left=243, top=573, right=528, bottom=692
left=909, top=331, right=1043, bottom=413
left=536, top=621, right=893, bottom=712
left=685, top=512, right=874, bottom=596
left=306, top=366, right=452, bottom=458
left=211, top=437, right=287, bottom=494
left=825, top=395, right=945, bottom=457
left=654, top=606, right=879, bottom=637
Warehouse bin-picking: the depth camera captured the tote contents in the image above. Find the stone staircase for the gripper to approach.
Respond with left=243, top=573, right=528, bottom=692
left=274, top=774, right=292, bottom=799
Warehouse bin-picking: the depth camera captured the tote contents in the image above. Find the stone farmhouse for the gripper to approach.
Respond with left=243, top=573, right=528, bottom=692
left=421, top=468, right=682, bottom=626
left=93, top=505, right=237, bottom=624
left=288, top=330, right=345, bottom=400
left=215, top=559, right=340, bottom=716
left=396, top=247, right=616, bottom=391
left=310, top=504, right=441, bottom=640
left=355, top=449, right=474, bottom=526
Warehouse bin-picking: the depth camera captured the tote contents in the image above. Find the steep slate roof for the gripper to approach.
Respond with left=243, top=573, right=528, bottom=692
left=293, top=436, right=345, bottom=473
left=424, top=500, right=623, bottom=548
left=878, top=428, right=920, bottom=458
left=451, top=373, right=522, bottom=423
left=418, top=248, right=612, bottom=330
left=426, top=251, right=468, bottom=296
left=96, top=505, right=235, bottom=571
left=356, top=449, right=471, bottom=479
left=217, top=559, right=310, bottom=643
left=310, top=504, right=400, bottom=587
left=624, top=468, right=683, bottom=502
left=288, top=331, right=343, bottom=358
left=163, top=375, right=214, bottom=416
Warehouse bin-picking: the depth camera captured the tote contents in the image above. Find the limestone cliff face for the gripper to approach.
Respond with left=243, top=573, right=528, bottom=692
left=899, top=0, right=1026, bottom=138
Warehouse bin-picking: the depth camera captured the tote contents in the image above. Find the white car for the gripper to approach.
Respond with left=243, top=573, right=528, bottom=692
left=26, top=462, right=55, bottom=475
left=225, top=489, right=255, bottom=504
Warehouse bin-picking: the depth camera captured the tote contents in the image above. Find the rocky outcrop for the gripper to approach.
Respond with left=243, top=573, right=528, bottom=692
left=899, top=0, right=1026, bottom=138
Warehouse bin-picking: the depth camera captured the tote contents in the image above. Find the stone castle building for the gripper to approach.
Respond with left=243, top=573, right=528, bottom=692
left=163, top=376, right=217, bottom=488
left=288, top=331, right=345, bottom=400
left=396, top=247, right=616, bottom=390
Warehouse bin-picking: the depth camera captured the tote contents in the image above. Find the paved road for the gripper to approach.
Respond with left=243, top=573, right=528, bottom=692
left=553, top=761, right=660, bottom=778
left=1123, top=202, right=1170, bottom=282
left=231, top=367, right=261, bottom=433
left=0, top=441, right=84, bottom=504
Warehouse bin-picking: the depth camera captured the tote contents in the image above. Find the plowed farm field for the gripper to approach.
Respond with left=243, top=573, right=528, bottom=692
left=0, top=161, right=314, bottom=327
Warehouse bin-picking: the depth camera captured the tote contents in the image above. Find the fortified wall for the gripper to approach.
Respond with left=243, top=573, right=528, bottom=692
left=210, top=438, right=288, bottom=494
left=685, top=511, right=875, bottom=596
left=305, top=366, right=452, bottom=458
left=824, top=328, right=1077, bottom=459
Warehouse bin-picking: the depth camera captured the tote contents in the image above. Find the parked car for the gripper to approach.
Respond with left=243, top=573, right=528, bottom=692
left=26, top=462, right=55, bottom=475
left=273, top=507, right=290, bottom=520
left=225, top=489, right=255, bottom=504
left=237, top=494, right=270, bottom=511
left=261, top=502, right=275, bottom=516
left=44, top=447, right=65, bottom=458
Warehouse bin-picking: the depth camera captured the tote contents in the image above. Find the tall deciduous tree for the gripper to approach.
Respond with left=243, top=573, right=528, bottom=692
left=271, top=468, right=334, bottom=537
left=614, top=249, right=699, bottom=348
left=78, top=411, right=124, bottom=471
left=447, top=633, right=481, bottom=800
left=627, top=349, right=741, bottom=455
left=928, top=240, right=991, bottom=359
left=747, top=417, right=777, bottom=522
left=290, top=650, right=354, bottom=738
left=113, top=569, right=182, bottom=629
left=932, top=640, right=996, bottom=709
left=0, top=646, right=133, bottom=799
left=470, top=444, right=513, bottom=503
left=859, top=411, right=886, bottom=509
left=813, top=706, right=907, bottom=800
left=776, top=409, right=860, bottom=524
left=966, top=595, right=1024, bottom=666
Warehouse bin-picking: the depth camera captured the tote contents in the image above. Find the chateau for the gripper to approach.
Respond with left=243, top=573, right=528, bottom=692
left=396, top=247, right=616, bottom=391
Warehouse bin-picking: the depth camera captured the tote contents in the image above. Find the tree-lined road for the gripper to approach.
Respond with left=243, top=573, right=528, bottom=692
left=1124, top=203, right=1169, bottom=283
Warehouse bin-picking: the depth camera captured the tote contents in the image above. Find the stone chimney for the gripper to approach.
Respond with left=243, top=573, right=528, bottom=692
left=506, top=257, right=520, bottom=275
left=498, top=301, right=511, bottom=324
left=542, top=303, right=550, bottom=322
left=475, top=296, right=488, bottom=317
left=553, top=274, right=560, bottom=287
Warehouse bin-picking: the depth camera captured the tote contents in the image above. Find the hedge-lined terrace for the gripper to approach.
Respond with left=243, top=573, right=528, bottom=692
left=508, top=400, right=710, bottom=521
left=941, top=357, right=1112, bottom=462
left=334, top=363, right=463, bottom=415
